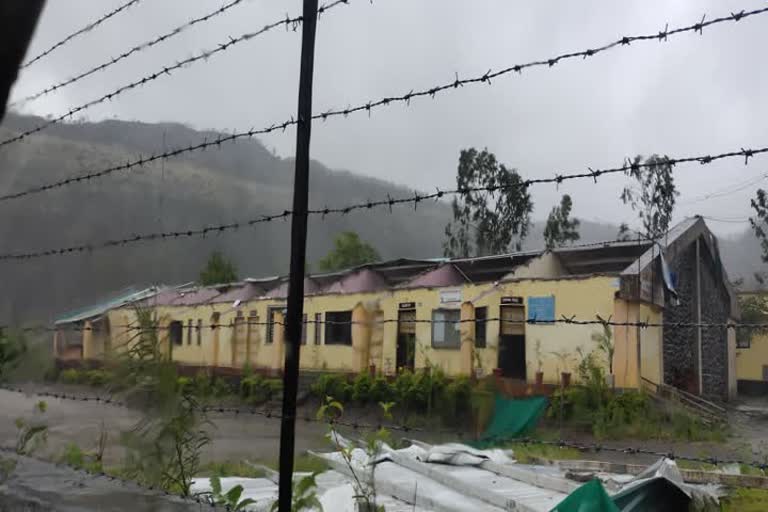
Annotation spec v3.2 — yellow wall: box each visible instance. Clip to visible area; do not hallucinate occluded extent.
[737,331,768,381]
[639,303,663,386]
[92,274,655,388]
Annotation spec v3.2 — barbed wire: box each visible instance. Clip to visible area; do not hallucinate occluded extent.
[0,138,766,253]
[0,0,353,149]
[21,0,144,69]
[0,445,221,508]
[1,386,765,471]
[14,0,249,106]
[2,5,765,193]
[6,316,768,335]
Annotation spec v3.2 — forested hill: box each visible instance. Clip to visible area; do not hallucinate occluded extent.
[0,113,761,323]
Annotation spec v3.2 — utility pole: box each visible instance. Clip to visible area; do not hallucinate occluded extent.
[277,1,318,511]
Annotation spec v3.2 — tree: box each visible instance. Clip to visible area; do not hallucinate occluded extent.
[317,232,379,272]
[543,194,580,249]
[750,189,768,263]
[443,148,532,257]
[0,330,26,382]
[620,154,678,240]
[617,223,632,242]
[199,251,237,286]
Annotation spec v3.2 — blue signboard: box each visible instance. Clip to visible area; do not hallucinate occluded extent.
[527,296,555,322]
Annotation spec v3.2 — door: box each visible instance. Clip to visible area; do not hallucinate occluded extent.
[396,309,416,371]
[499,305,526,379]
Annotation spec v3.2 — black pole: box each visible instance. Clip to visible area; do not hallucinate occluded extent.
[0,1,46,122]
[277,1,318,511]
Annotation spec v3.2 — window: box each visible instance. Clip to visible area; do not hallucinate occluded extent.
[475,307,487,348]
[737,338,750,349]
[169,321,183,346]
[325,311,352,345]
[314,313,322,345]
[266,307,281,344]
[196,319,202,346]
[301,314,308,345]
[432,309,460,349]
[187,319,193,345]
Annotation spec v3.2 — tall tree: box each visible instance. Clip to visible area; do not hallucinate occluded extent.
[620,154,678,240]
[750,189,768,263]
[199,251,238,285]
[443,148,532,257]
[317,231,379,272]
[617,223,632,242]
[543,194,580,249]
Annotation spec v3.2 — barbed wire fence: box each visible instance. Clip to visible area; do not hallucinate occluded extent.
[3,1,768,508]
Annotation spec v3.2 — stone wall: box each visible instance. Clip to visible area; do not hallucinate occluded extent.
[663,238,730,399]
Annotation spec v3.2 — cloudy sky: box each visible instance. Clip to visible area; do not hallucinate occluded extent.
[10,0,768,236]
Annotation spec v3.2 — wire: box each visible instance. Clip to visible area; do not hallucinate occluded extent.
[680,172,768,205]
[1,386,762,470]
[22,0,144,69]
[700,215,750,224]
[1,5,765,169]
[7,317,768,334]
[0,143,765,254]
[13,0,250,106]
[0,0,353,149]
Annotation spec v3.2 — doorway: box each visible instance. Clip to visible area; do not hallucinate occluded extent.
[499,305,526,379]
[396,309,416,371]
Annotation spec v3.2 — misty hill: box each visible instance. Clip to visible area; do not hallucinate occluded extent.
[0,113,763,323]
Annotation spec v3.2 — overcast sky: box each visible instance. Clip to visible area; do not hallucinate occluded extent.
[10,0,768,236]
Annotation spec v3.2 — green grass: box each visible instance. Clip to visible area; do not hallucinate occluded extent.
[505,442,581,464]
[197,460,265,478]
[721,488,768,511]
[265,454,328,474]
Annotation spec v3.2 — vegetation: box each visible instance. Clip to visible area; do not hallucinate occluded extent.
[317,231,380,272]
[311,371,473,425]
[620,154,678,239]
[113,307,211,496]
[199,250,238,286]
[444,147,532,257]
[721,488,768,512]
[505,442,581,464]
[0,329,26,381]
[198,460,265,479]
[737,294,768,346]
[270,473,324,512]
[205,475,257,511]
[547,351,725,442]
[15,400,48,455]
[543,194,580,249]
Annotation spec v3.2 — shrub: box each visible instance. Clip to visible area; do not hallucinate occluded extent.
[351,373,373,404]
[264,379,282,399]
[176,376,192,394]
[211,377,232,398]
[85,369,111,387]
[59,368,83,385]
[369,377,395,403]
[311,374,351,401]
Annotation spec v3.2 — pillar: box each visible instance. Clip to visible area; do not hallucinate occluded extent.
[82,320,93,360]
[460,302,475,377]
[352,303,371,374]
[272,310,286,372]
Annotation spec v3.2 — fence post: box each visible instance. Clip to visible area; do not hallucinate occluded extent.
[277,1,319,510]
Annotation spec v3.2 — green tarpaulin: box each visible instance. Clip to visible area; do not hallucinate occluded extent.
[471,395,548,448]
[551,479,620,512]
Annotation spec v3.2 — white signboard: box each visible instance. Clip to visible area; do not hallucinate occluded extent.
[440,289,461,304]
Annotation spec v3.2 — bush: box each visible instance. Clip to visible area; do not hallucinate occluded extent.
[311,374,351,401]
[211,377,232,398]
[239,375,283,404]
[369,377,395,403]
[59,368,83,385]
[85,369,111,387]
[176,376,192,395]
[351,373,373,404]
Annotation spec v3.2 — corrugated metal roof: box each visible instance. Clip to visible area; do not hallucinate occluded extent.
[55,286,162,325]
[399,264,470,289]
[323,268,390,294]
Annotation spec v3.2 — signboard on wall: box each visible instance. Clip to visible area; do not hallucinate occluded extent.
[527,296,555,322]
[440,289,461,304]
[500,296,523,305]
[399,302,416,310]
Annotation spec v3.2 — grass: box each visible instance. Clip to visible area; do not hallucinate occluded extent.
[198,460,265,479]
[721,488,768,511]
[505,442,581,464]
[265,454,328,474]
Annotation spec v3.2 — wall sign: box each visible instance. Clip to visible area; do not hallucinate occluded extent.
[399,302,416,310]
[500,296,523,305]
[527,296,555,322]
[440,289,462,304]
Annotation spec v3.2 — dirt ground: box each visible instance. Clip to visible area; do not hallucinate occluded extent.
[2,383,768,471]
[0,386,330,468]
